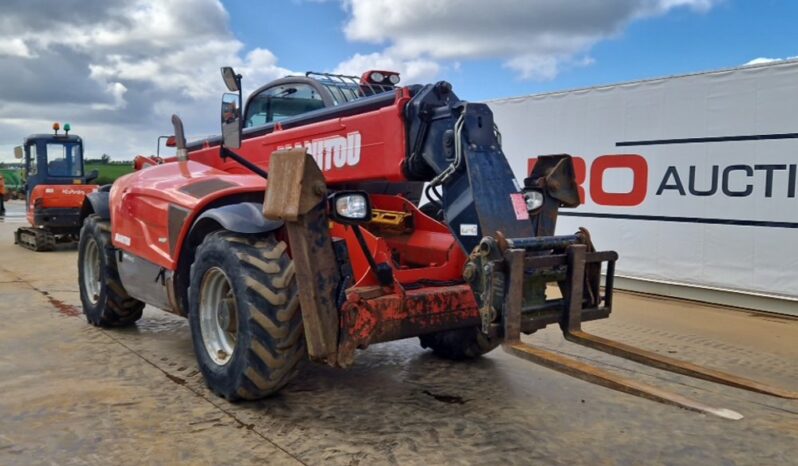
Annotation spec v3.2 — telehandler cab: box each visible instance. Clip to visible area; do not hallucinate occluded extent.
[14,123,99,251]
[77,67,795,419]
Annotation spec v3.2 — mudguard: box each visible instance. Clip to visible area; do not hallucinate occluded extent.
[192,202,283,235]
[80,187,112,221]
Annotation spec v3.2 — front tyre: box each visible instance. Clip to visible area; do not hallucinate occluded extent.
[189,231,304,401]
[78,214,144,327]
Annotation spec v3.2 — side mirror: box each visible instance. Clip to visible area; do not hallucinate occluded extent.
[14,146,23,159]
[221,66,241,92]
[221,93,242,149]
[86,169,99,183]
[171,114,188,161]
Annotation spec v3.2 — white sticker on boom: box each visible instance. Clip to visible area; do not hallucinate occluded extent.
[460,224,478,236]
[114,233,131,246]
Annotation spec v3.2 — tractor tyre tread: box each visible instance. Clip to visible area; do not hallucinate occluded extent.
[189,231,304,401]
[78,214,144,327]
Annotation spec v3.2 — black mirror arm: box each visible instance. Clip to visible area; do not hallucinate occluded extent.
[220,146,268,180]
[351,224,394,286]
[236,80,244,122]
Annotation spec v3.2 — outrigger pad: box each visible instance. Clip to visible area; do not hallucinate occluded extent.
[262,147,340,364]
[263,148,326,221]
[525,154,581,208]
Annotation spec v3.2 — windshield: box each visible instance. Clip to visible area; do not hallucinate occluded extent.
[245,83,324,128]
[46,142,83,177]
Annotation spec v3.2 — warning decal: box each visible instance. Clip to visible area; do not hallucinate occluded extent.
[510,193,529,220]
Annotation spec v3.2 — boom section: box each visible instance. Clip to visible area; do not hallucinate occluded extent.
[184,89,414,185]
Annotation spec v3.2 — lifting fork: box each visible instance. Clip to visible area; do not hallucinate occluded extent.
[501,244,797,420]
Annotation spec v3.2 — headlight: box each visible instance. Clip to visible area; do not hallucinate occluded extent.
[330,191,372,224]
[370,71,385,83]
[388,74,400,85]
[523,190,544,212]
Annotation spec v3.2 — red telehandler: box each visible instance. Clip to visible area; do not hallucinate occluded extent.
[77,68,795,419]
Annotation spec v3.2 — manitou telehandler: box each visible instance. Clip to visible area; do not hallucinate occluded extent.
[14,123,98,250]
[77,68,795,419]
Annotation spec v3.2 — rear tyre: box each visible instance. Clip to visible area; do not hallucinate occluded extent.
[420,327,500,360]
[188,231,304,401]
[78,214,144,326]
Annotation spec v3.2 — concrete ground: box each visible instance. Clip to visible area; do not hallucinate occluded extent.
[0,199,796,466]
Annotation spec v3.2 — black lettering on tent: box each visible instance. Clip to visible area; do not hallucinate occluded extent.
[656,166,685,195]
[754,164,787,198]
[688,165,718,196]
[722,165,753,197]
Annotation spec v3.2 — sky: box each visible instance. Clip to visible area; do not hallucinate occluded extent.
[0,0,795,162]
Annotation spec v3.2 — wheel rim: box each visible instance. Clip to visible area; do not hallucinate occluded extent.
[199,267,238,366]
[82,237,102,305]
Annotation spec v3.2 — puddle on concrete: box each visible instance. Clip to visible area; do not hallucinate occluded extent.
[422,390,468,404]
[0,204,27,223]
[0,214,26,223]
[165,373,187,385]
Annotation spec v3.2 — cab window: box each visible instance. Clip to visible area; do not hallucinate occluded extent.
[46,143,83,177]
[245,83,325,128]
[27,144,37,176]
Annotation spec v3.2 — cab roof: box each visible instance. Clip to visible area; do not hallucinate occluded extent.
[24,134,82,144]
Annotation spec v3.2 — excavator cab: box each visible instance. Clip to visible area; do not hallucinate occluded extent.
[13,123,99,250]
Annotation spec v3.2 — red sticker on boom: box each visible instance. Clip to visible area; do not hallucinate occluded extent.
[510,193,529,220]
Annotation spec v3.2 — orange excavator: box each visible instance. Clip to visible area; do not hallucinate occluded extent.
[13,123,99,250]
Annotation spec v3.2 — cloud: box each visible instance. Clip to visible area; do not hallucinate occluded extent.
[0,0,725,162]
[0,38,34,58]
[744,56,798,66]
[334,0,720,81]
[333,52,441,83]
[0,0,293,161]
